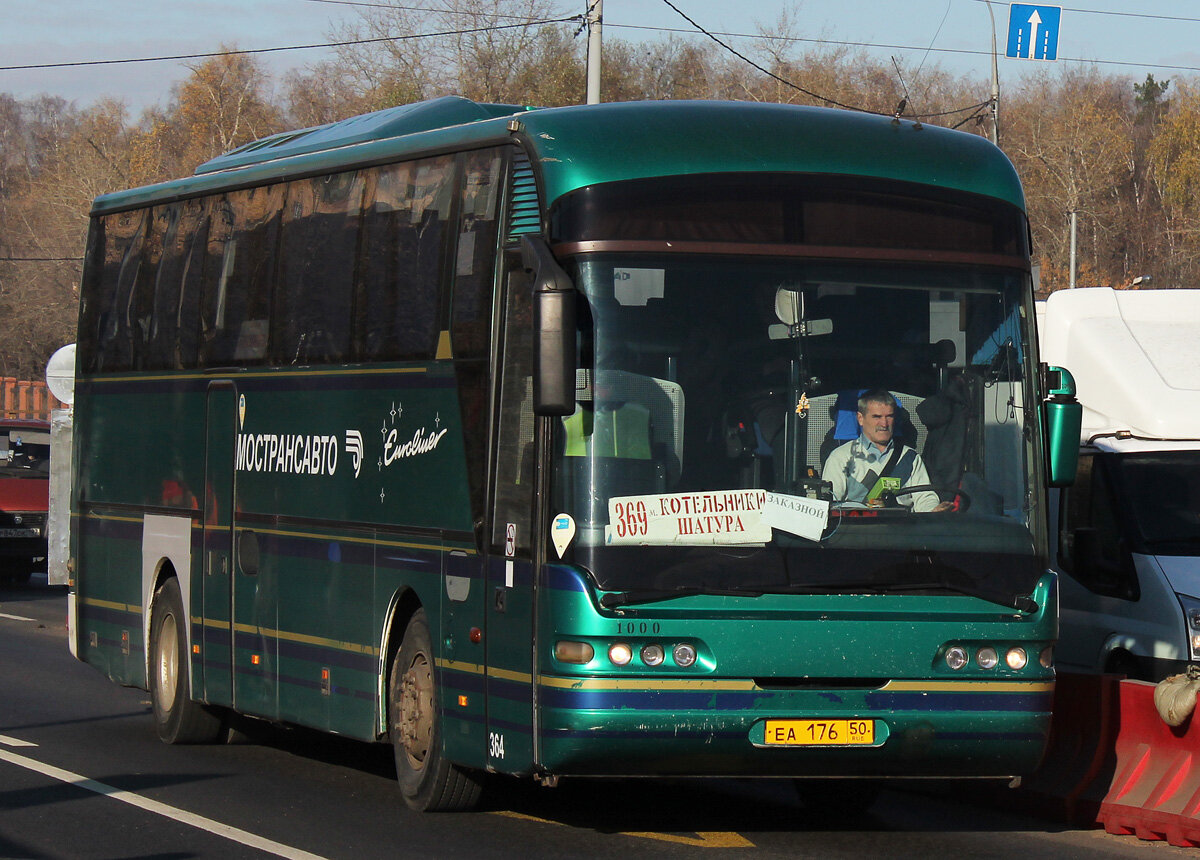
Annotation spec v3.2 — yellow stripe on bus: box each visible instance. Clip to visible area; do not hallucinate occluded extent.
[82,597,142,614]
[88,366,430,384]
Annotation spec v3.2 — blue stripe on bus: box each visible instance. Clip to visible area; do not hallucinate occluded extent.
[538,686,1050,713]
[543,565,591,592]
[545,727,747,741]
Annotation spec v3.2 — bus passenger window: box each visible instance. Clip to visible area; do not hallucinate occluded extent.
[200,185,283,367]
[358,155,454,361]
[147,198,207,370]
[277,172,363,365]
[452,148,503,361]
[93,209,146,372]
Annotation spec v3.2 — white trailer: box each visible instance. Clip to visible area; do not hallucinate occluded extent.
[1038,288,1200,679]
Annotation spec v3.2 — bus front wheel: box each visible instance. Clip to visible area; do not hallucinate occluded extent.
[149,577,224,744]
[389,608,483,811]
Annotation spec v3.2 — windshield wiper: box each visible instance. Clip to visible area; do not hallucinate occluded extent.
[866,580,1038,613]
[600,586,765,609]
[783,574,1037,613]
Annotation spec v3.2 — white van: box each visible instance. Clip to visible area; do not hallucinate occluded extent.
[1039,288,1200,680]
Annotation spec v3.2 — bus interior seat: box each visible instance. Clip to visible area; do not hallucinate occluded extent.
[917,372,1001,513]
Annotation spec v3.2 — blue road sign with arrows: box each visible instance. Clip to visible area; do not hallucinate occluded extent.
[1006,4,1061,60]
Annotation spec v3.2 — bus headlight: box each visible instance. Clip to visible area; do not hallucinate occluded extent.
[1040,646,1054,668]
[673,643,697,668]
[945,646,968,670]
[641,644,665,666]
[1006,647,1028,670]
[976,647,999,670]
[609,643,633,666]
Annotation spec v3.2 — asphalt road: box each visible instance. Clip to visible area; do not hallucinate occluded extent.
[0,576,1189,860]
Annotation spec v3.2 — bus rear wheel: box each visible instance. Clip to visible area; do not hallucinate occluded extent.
[149,577,224,744]
[389,608,483,811]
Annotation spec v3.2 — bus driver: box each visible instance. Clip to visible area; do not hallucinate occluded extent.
[822,388,952,513]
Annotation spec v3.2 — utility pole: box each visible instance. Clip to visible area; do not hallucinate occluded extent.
[1069,210,1078,288]
[586,0,603,105]
[987,1,1000,145]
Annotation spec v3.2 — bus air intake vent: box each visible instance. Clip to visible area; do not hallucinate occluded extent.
[506,148,541,241]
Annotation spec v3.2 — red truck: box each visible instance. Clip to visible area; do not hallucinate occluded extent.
[0,419,50,585]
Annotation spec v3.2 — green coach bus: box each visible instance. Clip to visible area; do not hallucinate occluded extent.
[68,96,1081,812]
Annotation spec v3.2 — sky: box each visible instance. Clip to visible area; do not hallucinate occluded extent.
[4,1,1200,116]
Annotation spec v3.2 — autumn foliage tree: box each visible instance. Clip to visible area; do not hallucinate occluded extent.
[3,1,1200,379]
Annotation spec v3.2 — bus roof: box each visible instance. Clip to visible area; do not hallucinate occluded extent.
[90,97,1025,216]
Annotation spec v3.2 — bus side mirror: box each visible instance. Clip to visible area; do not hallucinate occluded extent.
[1042,364,1082,487]
[521,236,577,416]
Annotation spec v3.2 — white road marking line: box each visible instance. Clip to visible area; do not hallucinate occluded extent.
[0,748,328,860]
[0,734,38,747]
[0,612,36,622]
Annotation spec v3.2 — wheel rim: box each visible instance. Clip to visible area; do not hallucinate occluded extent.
[398,651,433,771]
[156,612,179,711]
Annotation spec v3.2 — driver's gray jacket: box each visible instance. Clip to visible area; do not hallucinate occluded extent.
[822,434,941,512]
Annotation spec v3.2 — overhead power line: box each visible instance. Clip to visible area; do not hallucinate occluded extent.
[3,2,1198,82]
[604,20,1200,77]
[658,0,867,113]
[966,0,1200,26]
[298,0,561,18]
[658,0,989,120]
[0,15,581,72]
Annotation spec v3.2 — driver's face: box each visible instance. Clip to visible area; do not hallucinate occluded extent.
[858,400,895,450]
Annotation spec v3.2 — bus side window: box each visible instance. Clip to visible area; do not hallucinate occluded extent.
[452,148,503,360]
[453,148,505,533]
[200,185,283,367]
[491,266,534,555]
[77,218,109,373]
[357,156,453,361]
[147,199,207,370]
[276,172,363,365]
[92,209,146,372]
[129,205,169,370]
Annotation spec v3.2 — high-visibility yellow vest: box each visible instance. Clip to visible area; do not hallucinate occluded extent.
[563,402,652,459]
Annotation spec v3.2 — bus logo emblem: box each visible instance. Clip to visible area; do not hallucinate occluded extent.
[345,430,364,478]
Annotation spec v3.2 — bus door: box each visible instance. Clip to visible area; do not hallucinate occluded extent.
[200,380,236,707]
[482,267,537,773]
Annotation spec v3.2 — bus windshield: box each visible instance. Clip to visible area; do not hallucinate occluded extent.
[552,254,1043,604]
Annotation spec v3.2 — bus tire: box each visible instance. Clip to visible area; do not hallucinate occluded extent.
[149,577,224,744]
[389,608,483,811]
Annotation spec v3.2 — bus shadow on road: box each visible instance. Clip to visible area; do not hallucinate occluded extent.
[210,716,1071,837]
[0,573,68,605]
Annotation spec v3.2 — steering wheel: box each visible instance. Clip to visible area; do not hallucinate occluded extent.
[882,483,972,513]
